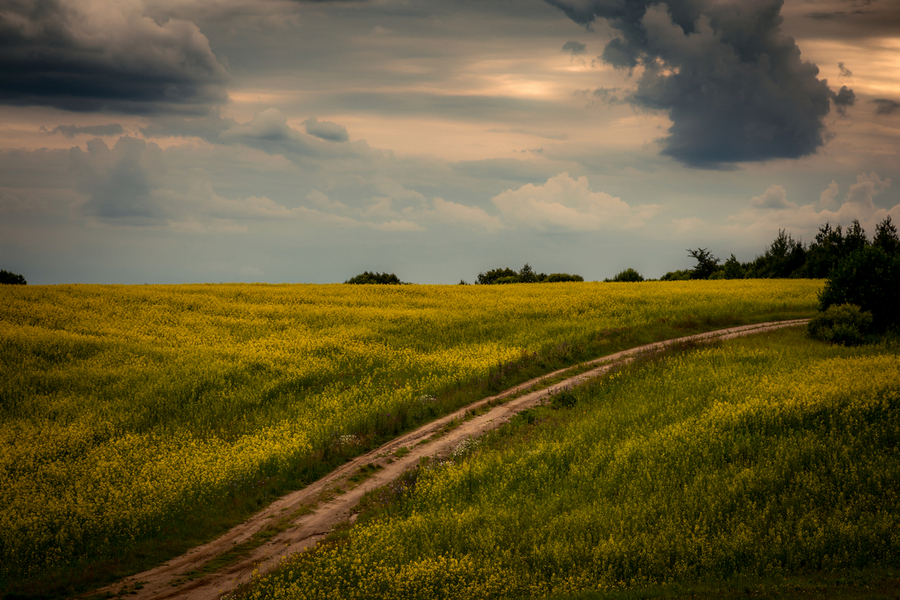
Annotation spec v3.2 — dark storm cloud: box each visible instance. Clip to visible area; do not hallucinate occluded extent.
[303,117,349,143]
[838,62,852,78]
[0,0,229,113]
[544,0,848,168]
[873,99,900,115]
[831,85,856,116]
[562,40,586,55]
[43,124,124,138]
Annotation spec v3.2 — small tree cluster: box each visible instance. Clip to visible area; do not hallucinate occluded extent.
[605,268,644,282]
[476,264,583,284]
[0,270,26,285]
[806,223,900,345]
[817,245,900,332]
[344,271,403,285]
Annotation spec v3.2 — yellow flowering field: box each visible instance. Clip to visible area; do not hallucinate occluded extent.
[246,328,900,600]
[0,280,819,580]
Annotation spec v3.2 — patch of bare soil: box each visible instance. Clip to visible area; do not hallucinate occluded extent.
[91,320,808,600]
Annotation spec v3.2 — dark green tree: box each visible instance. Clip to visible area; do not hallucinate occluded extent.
[544,273,584,282]
[687,248,720,279]
[344,271,402,284]
[476,267,518,285]
[494,275,520,284]
[818,246,900,332]
[0,269,26,285]
[746,230,806,278]
[660,269,692,281]
[607,268,644,282]
[801,222,847,278]
[844,219,868,254]
[518,263,540,283]
[874,216,900,256]
[722,254,744,279]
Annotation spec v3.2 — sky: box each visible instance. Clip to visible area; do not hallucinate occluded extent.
[1,0,899,284]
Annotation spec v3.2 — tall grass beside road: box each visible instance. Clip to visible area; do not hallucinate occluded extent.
[245,328,899,600]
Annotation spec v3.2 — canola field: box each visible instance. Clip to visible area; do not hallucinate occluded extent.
[0,281,819,579]
[247,329,900,600]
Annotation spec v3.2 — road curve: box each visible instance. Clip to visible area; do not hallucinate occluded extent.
[95,319,809,600]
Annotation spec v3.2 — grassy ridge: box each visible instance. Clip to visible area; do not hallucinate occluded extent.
[0,281,819,594]
[244,328,900,599]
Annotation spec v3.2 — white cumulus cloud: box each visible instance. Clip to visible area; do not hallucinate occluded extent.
[490,172,658,231]
[432,198,505,233]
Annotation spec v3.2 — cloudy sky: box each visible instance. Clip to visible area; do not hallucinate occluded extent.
[2,0,899,284]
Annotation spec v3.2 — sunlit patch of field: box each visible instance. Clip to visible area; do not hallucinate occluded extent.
[0,280,819,589]
[244,328,899,600]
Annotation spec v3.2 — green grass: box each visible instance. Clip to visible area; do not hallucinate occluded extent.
[242,328,900,599]
[0,281,821,598]
[551,567,900,599]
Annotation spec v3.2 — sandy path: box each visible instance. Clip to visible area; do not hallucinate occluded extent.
[95,320,808,600]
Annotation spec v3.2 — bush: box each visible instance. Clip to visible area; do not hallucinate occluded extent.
[344,271,402,285]
[476,267,519,285]
[476,265,584,284]
[818,246,900,332]
[660,269,692,281]
[0,270,26,285]
[494,275,519,284]
[807,304,873,346]
[607,268,644,283]
[545,273,584,283]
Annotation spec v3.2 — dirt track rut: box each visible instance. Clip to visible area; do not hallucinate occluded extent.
[95,319,808,600]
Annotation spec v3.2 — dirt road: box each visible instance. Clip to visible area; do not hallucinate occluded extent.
[96,320,808,600]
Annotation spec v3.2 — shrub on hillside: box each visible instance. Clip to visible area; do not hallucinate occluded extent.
[345,271,402,285]
[818,246,900,332]
[0,270,26,285]
[660,269,692,281]
[476,267,519,285]
[606,268,644,282]
[545,273,584,282]
[807,304,873,346]
[476,264,584,284]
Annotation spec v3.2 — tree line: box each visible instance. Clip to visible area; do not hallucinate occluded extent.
[470,264,583,285]
[664,216,899,281]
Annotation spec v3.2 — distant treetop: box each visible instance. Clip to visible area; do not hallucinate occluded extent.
[605,268,644,283]
[476,264,583,284]
[0,270,26,285]
[344,271,403,285]
[661,217,900,281]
